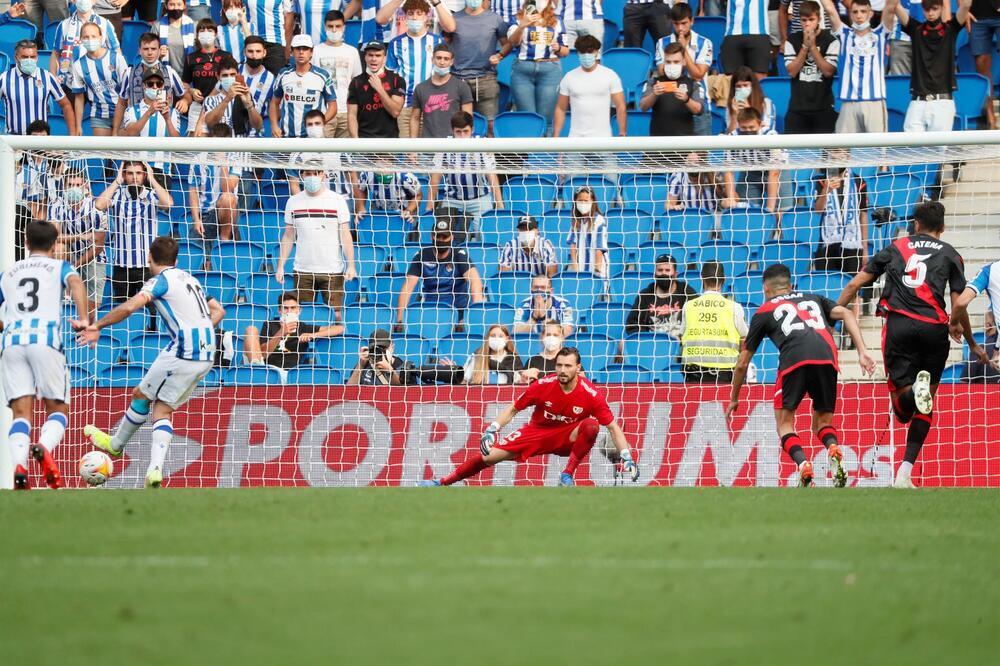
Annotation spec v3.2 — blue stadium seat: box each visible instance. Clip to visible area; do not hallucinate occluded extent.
[175,240,207,272]
[620,174,670,215]
[759,77,790,131]
[603,18,620,50]
[795,271,851,301]
[938,364,965,385]
[568,334,616,371]
[365,274,407,308]
[869,173,922,220]
[478,209,527,247]
[121,20,149,64]
[464,243,503,278]
[98,365,148,388]
[888,109,906,132]
[64,336,98,373]
[585,301,630,340]
[344,19,362,45]
[392,334,433,364]
[436,334,482,365]
[225,366,285,385]
[491,271,533,308]
[387,244,420,274]
[884,75,910,115]
[354,245,388,280]
[695,17,725,68]
[541,208,575,246]
[601,48,653,104]
[209,241,267,276]
[357,212,412,248]
[553,272,605,312]
[243,210,284,248]
[93,334,123,370]
[697,242,751,276]
[0,20,37,55]
[603,209,656,249]
[719,209,779,251]
[780,208,820,245]
[403,303,457,341]
[127,333,173,367]
[69,367,93,388]
[759,242,813,278]
[493,111,547,138]
[342,304,394,339]
[471,111,488,136]
[298,303,337,325]
[622,334,680,372]
[286,366,344,385]
[591,363,656,383]
[226,303,272,335]
[191,271,239,304]
[616,110,651,136]
[727,273,765,311]
[463,302,516,338]
[561,175,618,212]
[634,242,684,272]
[43,21,58,49]
[244,273,292,308]
[609,271,651,305]
[102,311,149,347]
[502,176,558,217]
[955,73,990,129]
[660,210,716,252]
[310,335,365,373]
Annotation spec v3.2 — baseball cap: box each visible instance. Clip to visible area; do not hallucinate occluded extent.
[362,40,387,53]
[368,328,392,348]
[433,219,452,235]
[291,34,314,49]
[516,215,538,231]
[142,69,165,83]
[655,253,676,265]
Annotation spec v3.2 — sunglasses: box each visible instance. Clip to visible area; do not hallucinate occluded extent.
[145,81,165,88]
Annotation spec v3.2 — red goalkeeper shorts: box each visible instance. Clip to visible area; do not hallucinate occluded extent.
[495,420,591,462]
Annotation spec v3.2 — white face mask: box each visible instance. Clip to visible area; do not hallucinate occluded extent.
[518,230,536,246]
[542,335,561,352]
[282,311,299,325]
[76,0,93,13]
[198,31,216,47]
[575,201,592,215]
[302,175,324,193]
[663,63,683,79]
[83,38,103,53]
[851,21,870,31]
[225,8,242,23]
[733,86,751,102]
[488,336,507,352]
[328,29,345,43]
[305,124,324,138]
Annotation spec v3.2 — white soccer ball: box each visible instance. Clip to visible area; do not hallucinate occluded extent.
[79,451,113,486]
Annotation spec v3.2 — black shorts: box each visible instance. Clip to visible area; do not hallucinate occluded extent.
[721,34,773,74]
[883,314,950,390]
[784,109,838,134]
[774,363,838,413]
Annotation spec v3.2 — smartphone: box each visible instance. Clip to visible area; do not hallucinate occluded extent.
[156,90,166,103]
[235,73,246,86]
[523,0,537,13]
[661,80,678,93]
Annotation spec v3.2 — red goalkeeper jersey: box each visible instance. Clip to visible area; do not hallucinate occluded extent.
[514,375,614,428]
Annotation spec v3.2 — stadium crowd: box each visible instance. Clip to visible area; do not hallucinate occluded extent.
[1,0,995,385]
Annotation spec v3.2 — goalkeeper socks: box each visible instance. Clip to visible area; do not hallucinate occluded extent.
[9,418,31,468]
[148,419,173,472]
[111,398,151,452]
[816,425,839,449]
[442,455,489,486]
[894,390,917,423]
[781,433,807,466]
[38,412,68,454]
[562,420,599,477]
[904,413,932,465]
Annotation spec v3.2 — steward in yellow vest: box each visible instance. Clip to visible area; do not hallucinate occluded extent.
[680,261,748,383]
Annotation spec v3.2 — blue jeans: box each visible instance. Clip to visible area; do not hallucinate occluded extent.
[511,59,563,134]
[970,17,1000,56]
[693,104,712,136]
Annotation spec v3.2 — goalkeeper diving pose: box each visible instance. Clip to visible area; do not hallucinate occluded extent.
[421,347,638,487]
[78,236,225,488]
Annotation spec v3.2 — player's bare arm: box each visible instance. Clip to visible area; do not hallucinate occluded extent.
[837,270,876,308]
[949,290,988,363]
[66,272,91,332]
[829,305,877,375]
[77,292,152,346]
[726,348,755,419]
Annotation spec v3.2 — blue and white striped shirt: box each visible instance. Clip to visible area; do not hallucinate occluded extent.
[242,64,277,118]
[50,196,109,264]
[969,261,1000,325]
[52,13,121,87]
[668,172,718,212]
[492,0,523,24]
[108,186,158,269]
[0,67,66,135]
[358,171,421,210]
[157,14,197,59]
[559,0,603,21]
[121,102,182,171]
[500,235,558,275]
[567,215,610,278]
[69,50,130,120]
[509,22,568,60]
[217,24,247,63]
[387,32,442,105]
[513,292,575,333]
[117,61,186,107]
[361,0,394,43]
[433,145,496,201]
[294,0,348,45]
[141,268,217,362]
[188,162,237,212]
[726,0,769,37]
[16,156,57,204]
[271,65,337,137]
[248,0,294,45]
[0,255,77,352]
[837,25,887,102]
[656,30,713,110]
[890,0,923,42]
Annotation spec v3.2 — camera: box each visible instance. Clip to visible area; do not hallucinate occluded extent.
[368,345,387,365]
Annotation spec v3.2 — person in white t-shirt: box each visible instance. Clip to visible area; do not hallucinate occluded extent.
[276,163,357,322]
[552,35,627,138]
[312,9,363,138]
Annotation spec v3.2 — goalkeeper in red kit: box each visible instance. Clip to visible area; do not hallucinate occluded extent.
[419,347,639,487]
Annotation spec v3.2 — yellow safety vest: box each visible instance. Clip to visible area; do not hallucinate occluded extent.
[681,293,741,369]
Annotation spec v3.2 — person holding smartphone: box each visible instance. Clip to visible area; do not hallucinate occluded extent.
[507,0,569,135]
[641,42,703,137]
[243,291,345,369]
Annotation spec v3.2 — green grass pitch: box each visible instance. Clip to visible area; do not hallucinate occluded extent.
[2,489,998,665]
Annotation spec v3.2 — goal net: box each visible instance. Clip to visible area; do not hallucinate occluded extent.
[2,132,999,489]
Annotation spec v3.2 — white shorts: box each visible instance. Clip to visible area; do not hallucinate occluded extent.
[1,344,70,405]
[139,351,212,409]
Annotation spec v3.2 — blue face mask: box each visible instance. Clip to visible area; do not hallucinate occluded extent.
[219,76,236,92]
[432,65,450,77]
[18,58,37,76]
[144,87,160,100]
[65,187,85,204]
[407,19,425,33]
[733,86,751,102]
[302,175,324,193]
[579,53,598,68]
[466,0,483,8]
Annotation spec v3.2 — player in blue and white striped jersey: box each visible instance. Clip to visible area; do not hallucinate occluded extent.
[82,236,226,489]
[822,0,894,133]
[246,0,294,72]
[69,22,130,136]
[0,221,89,490]
[0,40,77,135]
[722,0,771,75]
[269,34,338,137]
[427,112,504,230]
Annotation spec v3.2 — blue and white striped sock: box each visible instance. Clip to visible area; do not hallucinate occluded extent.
[148,419,173,474]
[8,418,31,468]
[38,412,68,455]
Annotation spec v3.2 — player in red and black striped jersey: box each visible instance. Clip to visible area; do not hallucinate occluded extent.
[727,264,876,487]
[839,201,988,488]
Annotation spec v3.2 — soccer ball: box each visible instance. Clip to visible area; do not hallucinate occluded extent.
[79,451,113,486]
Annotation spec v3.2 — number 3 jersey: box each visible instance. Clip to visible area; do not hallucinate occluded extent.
[0,255,77,351]
[864,234,966,325]
[745,292,840,375]
[141,268,216,362]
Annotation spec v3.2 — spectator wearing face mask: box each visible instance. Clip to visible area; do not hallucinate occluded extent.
[218,0,252,61]
[427,111,504,228]
[410,43,473,138]
[15,121,60,258]
[376,0,457,42]
[119,70,182,191]
[386,0,451,137]
[499,215,559,278]
[198,56,264,137]
[114,32,186,132]
[722,107,786,213]
[240,36,277,127]
[348,41,407,137]
[246,0,297,73]
[245,291,346,369]
[641,41,703,137]
[1,42,77,136]
[290,0,361,48]
[69,21,129,137]
[312,10,364,138]
[725,65,775,133]
[552,35,626,139]
[354,166,422,229]
[51,0,121,93]
[51,168,108,320]
[520,320,568,381]
[158,0,197,76]
[626,253,697,338]
[464,324,526,385]
[667,168,722,212]
[512,274,575,336]
[180,19,234,134]
[567,186,609,279]
[654,3,712,136]
[287,110,358,198]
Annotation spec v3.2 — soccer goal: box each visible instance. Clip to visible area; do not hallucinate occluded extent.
[1,131,999,489]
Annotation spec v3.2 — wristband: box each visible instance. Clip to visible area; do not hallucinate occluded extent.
[487,421,501,433]
[620,449,633,462]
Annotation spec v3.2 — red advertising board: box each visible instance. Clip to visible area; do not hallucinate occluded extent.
[45,384,1000,488]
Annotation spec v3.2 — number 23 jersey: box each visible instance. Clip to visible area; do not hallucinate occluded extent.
[864,234,966,325]
[745,292,839,375]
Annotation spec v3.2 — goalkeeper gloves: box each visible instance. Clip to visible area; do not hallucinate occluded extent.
[480,421,501,456]
[620,449,639,483]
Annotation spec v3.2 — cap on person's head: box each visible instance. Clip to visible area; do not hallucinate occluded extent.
[363,40,387,53]
[368,328,392,348]
[655,253,676,265]
[291,34,314,49]
[142,69,165,83]
[516,215,538,231]
[433,219,452,235]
